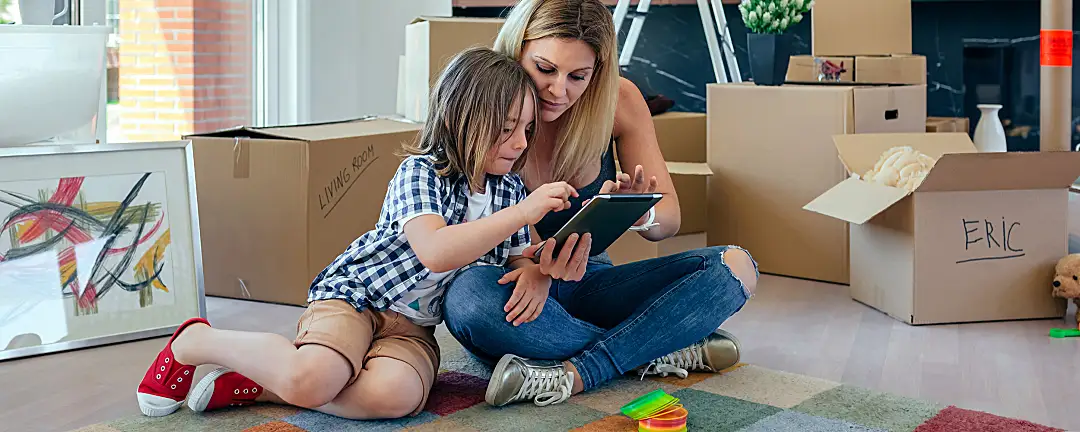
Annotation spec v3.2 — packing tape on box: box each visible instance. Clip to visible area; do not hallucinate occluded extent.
[232,137,250,179]
[238,278,253,299]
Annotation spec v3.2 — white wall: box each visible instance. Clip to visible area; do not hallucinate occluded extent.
[302,0,451,123]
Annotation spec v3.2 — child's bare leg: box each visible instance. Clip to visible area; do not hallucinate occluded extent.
[312,357,427,420]
[171,324,354,408]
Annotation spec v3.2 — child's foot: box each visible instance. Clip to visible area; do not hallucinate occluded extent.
[636,329,741,379]
[486,354,574,407]
[136,317,211,417]
[187,367,264,413]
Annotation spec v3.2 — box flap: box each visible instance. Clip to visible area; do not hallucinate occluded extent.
[666,162,712,176]
[183,126,292,141]
[258,117,421,142]
[916,150,1080,192]
[833,132,976,176]
[410,16,503,24]
[804,176,911,224]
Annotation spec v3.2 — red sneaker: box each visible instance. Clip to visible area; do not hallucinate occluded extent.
[187,367,264,412]
[136,317,210,417]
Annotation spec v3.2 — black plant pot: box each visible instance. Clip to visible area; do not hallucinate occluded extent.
[747,32,793,86]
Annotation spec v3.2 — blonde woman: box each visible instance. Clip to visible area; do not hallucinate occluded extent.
[442,0,760,408]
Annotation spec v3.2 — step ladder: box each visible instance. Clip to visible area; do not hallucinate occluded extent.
[612,0,742,84]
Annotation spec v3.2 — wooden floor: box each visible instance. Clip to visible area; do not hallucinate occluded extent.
[6,192,1080,432]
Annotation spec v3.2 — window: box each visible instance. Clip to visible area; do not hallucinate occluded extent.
[90,0,257,143]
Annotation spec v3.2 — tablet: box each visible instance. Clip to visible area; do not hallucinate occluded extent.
[541,193,663,259]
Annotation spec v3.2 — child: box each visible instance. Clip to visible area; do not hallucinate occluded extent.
[135,46,577,420]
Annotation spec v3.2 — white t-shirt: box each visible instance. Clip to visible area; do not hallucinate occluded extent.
[391,182,527,326]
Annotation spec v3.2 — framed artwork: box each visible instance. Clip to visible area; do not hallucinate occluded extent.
[0,141,205,361]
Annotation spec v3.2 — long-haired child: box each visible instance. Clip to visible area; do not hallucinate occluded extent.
[135,46,577,420]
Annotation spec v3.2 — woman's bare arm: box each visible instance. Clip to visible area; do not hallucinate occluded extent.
[611,77,681,241]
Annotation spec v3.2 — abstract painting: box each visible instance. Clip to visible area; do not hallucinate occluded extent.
[0,172,175,316]
[0,142,204,360]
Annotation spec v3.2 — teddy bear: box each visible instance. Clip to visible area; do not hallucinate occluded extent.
[1052,254,1080,326]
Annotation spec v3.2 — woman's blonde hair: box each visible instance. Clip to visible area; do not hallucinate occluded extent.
[494,0,620,185]
[402,46,539,192]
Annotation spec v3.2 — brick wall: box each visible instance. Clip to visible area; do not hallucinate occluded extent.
[117,0,251,143]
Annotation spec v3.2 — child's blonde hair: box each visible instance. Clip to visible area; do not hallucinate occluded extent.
[494,0,620,186]
[403,47,540,192]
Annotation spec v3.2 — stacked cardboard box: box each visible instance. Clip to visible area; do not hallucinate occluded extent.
[606,112,711,265]
[787,0,926,85]
[706,0,934,285]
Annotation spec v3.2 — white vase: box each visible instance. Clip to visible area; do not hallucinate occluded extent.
[973,104,1007,153]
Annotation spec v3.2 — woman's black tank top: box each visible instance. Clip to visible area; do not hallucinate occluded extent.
[530,138,617,241]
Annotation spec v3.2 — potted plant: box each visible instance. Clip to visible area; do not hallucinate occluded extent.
[739,0,813,86]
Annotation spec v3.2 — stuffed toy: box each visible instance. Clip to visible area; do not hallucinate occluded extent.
[1052,253,1080,326]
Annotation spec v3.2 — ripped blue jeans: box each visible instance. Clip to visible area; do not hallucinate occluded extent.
[442,245,757,391]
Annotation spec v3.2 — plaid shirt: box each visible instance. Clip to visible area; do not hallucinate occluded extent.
[307,155,531,321]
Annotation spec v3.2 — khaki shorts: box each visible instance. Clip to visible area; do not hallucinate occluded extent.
[293,299,440,416]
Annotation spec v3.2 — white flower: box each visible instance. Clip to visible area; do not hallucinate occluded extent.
[807,0,815,8]
[794,14,803,23]
[762,11,772,22]
[782,0,790,7]
[768,2,776,12]
[749,11,758,22]
[781,17,790,29]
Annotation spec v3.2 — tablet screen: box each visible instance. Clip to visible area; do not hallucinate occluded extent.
[542,193,662,258]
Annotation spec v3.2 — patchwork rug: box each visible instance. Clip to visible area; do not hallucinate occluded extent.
[73,357,1063,432]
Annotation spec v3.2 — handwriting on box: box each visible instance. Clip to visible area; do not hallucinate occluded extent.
[318,144,379,218]
[959,217,1024,264]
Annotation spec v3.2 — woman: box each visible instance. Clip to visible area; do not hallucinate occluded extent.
[442,0,759,408]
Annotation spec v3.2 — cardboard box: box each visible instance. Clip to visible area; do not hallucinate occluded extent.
[607,232,707,266]
[787,55,926,85]
[706,83,926,284]
[404,17,504,122]
[184,117,423,306]
[926,116,970,134]
[653,112,706,163]
[669,162,712,235]
[804,132,1080,324]
[812,0,912,56]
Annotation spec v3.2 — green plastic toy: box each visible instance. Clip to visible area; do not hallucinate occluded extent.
[620,389,679,420]
[1049,328,1080,338]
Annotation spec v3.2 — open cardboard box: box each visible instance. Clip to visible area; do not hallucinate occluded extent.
[804,132,1080,324]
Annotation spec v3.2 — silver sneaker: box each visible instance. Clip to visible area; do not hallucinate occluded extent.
[637,329,742,379]
[486,354,574,407]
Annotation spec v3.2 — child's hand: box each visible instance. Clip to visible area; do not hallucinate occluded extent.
[499,264,552,326]
[516,182,577,225]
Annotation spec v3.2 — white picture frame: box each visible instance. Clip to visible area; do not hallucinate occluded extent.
[0,141,205,361]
